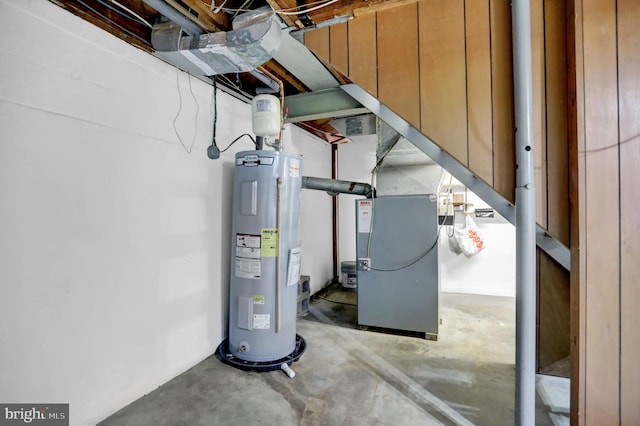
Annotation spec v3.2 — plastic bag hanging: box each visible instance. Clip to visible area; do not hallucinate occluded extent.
[454,215,487,258]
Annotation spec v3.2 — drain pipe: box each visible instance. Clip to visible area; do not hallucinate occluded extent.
[143,0,203,36]
[301,176,373,199]
[512,0,536,425]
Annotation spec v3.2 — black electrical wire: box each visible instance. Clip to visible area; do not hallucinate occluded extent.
[219,133,258,153]
[207,79,257,157]
[366,211,451,272]
[212,78,218,147]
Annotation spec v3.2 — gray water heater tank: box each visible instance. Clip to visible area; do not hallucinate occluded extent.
[228,150,302,362]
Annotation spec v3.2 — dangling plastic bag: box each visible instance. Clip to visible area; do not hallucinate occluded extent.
[454,215,486,258]
[448,232,462,255]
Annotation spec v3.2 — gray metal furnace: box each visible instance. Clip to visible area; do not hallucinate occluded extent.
[355,195,439,338]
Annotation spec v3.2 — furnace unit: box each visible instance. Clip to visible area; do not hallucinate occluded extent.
[355,195,440,338]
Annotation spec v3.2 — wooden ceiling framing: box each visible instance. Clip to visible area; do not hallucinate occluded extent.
[49,0,407,143]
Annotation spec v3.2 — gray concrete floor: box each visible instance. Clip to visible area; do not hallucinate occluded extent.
[100,289,567,425]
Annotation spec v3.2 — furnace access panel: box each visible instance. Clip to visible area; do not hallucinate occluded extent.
[355,195,439,338]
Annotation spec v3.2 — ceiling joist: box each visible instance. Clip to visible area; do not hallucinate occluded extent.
[178,0,231,31]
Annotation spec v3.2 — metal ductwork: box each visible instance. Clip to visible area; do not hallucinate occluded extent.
[302,176,373,198]
[143,0,203,36]
[151,7,281,76]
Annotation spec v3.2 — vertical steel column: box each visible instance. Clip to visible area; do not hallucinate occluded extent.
[331,144,339,282]
[512,0,536,425]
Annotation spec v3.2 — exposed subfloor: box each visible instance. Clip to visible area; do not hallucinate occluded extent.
[100,290,569,425]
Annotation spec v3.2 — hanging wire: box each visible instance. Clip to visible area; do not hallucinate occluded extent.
[276,0,340,15]
[364,167,454,273]
[232,0,254,18]
[219,0,341,16]
[219,133,258,152]
[107,0,153,28]
[172,31,198,154]
[211,78,218,148]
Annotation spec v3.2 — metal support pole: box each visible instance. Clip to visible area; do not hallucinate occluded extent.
[512,1,536,425]
[331,145,340,282]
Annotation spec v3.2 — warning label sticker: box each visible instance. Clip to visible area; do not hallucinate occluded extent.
[237,234,261,248]
[358,200,373,233]
[261,228,278,257]
[253,314,270,329]
[253,295,265,305]
[235,233,262,279]
[235,257,261,279]
[236,246,260,259]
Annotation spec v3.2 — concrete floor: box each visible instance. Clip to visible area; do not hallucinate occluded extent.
[100,289,568,425]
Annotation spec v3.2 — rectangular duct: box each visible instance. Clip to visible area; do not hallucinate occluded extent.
[151,8,281,76]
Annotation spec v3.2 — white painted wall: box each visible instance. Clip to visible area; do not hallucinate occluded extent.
[0,1,331,424]
[439,187,516,297]
[283,126,334,293]
[439,216,516,297]
[336,136,377,269]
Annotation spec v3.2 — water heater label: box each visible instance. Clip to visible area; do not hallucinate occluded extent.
[253,314,270,329]
[237,246,261,259]
[261,228,278,257]
[235,258,261,279]
[255,99,275,112]
[237,234,261,248]
[289,158,300,178]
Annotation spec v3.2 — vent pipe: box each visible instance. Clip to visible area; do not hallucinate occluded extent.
[302,176,373,198]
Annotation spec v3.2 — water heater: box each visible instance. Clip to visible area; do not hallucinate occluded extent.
[226,150,303,363]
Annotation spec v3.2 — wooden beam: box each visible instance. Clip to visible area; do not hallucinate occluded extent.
[306,0,418,23]
[296,119,347,143]
[179,0,231,31]
[56,0,152,51]
[352,0,418,17]
[262,59,309,93]
[265,0,298,27]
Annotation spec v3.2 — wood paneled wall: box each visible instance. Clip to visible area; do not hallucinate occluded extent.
[572,0,640,422]
[304,0,569,245]
[305,0,571,374]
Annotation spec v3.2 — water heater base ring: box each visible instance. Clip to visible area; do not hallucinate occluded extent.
[216,334,307,372]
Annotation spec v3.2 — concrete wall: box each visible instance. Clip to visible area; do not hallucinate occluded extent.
[0,1,331,424]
